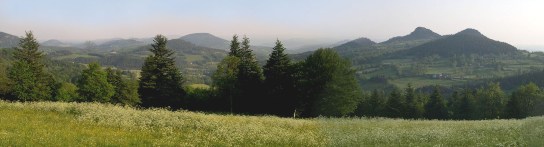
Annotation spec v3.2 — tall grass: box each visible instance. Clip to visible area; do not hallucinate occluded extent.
[0,100,542,146]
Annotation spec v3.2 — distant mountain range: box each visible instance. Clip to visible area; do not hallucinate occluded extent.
[0,27,525,61]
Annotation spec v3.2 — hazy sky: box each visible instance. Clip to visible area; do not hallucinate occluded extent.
[1,0,543,49]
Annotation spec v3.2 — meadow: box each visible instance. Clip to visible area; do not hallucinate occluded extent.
[0,100,542,146]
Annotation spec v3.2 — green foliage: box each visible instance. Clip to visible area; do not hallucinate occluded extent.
[300,49,362,117]
[404,84,424,119]
[228,35,241,57]
[475,82,507,119]
[7,31,55,101]
[76,63,114,103]
[506,82,544,118]
[106,68,140,106]
[263,40,297,116]
[451,89,477,120]
[217,35,264,113]
[385,87,406,118]
[424,86,449,119]
[212,56,240,112]
[138,35,186,109]
[54,82,79,102]
[355,89,386,117]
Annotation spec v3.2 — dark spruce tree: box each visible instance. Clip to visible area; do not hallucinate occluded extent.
[299,49,362,117]
[106,68,141,106]
[77,63,114,103]
[385,87,406,118]
[405,84,424,119]
[424,86,449,119]
[8,31,55,101]
[138,35,186,109]
[451,89,476,120]
[355,89,386,117]
[234,36,264,113]
[263,39,297,116]
[229,35,242,57]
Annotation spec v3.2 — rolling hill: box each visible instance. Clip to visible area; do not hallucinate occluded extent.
[179,33,230,50]
[405,28,518,57]
[97,39,146,51]
[334,37,377,51]
[0,32,20,48]
[42,39,69,47]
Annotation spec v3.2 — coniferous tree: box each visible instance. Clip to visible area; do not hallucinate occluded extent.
[299,49,362,117]
[235,36,264,113]
[450,89,476,120]
[385,87,406,118]
[355,89,386,117]
[424,86,449,119]
[77,63,114,103]
[229,35,242,57]
[106,68,140,106]
[405,84,424,119]
[138,35,185,108]
[263,39,296,116]
[8,31,55,101]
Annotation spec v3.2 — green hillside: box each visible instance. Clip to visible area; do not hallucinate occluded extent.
[0,32,20,48]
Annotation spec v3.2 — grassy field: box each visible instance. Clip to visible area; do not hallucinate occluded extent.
[0,101,543,146]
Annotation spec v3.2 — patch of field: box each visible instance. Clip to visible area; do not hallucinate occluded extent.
[184,55,204,62]
[0,101,542,146]
[188,83,211,89]
[54,54,100,60]
[390,77,467,89]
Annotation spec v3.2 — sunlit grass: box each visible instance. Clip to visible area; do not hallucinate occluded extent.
[0,100,542,146]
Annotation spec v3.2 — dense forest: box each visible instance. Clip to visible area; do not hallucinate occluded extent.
[1,31,543,119]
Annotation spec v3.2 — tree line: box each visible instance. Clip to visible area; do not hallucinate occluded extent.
[1,31,542,119]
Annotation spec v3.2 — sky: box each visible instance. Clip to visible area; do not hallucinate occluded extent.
[1,0,543,49]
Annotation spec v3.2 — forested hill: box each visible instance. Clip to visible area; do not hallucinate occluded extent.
[179,33,230,50]
[334,37,377,51]
[98,39,147,51]
[404,28,518,57]
[0,32,20,48]
[381,27,441,44]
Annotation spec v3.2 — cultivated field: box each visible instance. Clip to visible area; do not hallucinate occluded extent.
[0,101,542,146]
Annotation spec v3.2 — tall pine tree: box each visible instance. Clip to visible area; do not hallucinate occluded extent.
[139,35,185,109]
[234,36,264,113]
[405,84,424,119]
[424,86,449,119]
[106,68,140,106]
[8,31,55,101]
[263,39,296,116]
[385,87,406,118]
